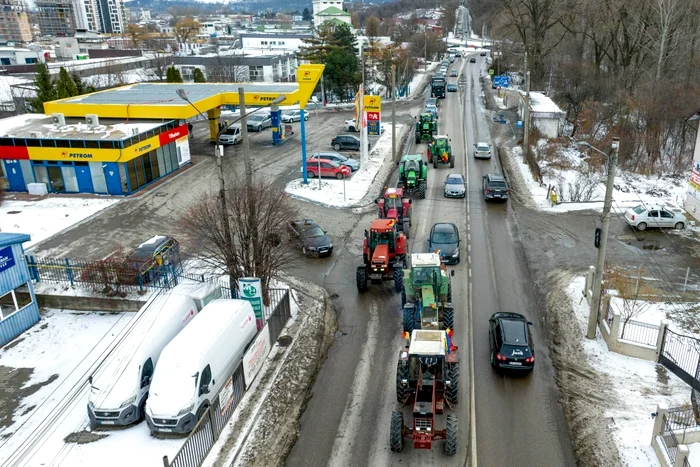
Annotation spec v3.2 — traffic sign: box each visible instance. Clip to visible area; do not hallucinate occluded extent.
[493,75,511,88]
[488,69,494,75]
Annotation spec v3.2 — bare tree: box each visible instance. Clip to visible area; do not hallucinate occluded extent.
[206,50,249,82]
[174,17,202,44]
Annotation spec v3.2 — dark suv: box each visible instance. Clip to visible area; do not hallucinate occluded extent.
[331,134,363,151]
[482,173,509,201]
[488,312,534,373]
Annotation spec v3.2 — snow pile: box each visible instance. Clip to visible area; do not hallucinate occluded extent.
[285,123,407,208]
[0,197,120,248]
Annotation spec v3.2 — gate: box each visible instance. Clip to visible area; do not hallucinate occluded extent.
[659,327,700,391]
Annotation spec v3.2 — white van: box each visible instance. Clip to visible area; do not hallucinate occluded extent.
[146,299,257,434]
[87,282,221,427]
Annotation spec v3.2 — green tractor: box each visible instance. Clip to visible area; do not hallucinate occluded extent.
[397,154,428,199]
[415,113,437,144]
[401,252,454,333]
[428,135,454,169]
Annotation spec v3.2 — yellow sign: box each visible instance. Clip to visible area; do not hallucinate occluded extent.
[127,134,161,158]
[363,95,381,112]
[28,146,118,162]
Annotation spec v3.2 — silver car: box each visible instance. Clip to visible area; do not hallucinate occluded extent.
[282,110,309,123]
[474,142,492,159]
[624,204,687,231]
[247,114,272,132]
[444,173,466,198]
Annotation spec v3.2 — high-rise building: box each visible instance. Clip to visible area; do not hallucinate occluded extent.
[0,0,32,43]
[36,0,125,37]
[94,0,125,34]
[35,0,78,37]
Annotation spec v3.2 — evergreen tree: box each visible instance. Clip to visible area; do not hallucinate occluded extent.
[29,63,56,113]
[166,66,174,82]
[55,67,79,99]
[302,7,312,21]
[192,68,206,83]
[173,67,183,83]
[71,72,86,94]
[166,66,183,83]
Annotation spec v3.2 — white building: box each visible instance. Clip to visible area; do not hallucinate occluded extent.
[0,47,42,65]
[517,91,566,139]
[239,33,312,52]
[73,0,126,34]
[312,0,351,26]
[174,49,299,83]
[684,110,700,219]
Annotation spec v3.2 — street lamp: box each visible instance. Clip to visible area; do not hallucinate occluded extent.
[574,137,620,339]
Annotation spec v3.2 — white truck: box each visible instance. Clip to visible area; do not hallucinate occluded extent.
[146,299,257,434]
[87,282,221,427]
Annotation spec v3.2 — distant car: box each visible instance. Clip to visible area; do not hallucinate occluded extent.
[303,158,351,179]
[447,83,457,92]
[127,235,180,283]
[425,105,438,120]
[281,109,309,123]
[426,97,440,108]
[331,134,364,151]
[480,52,487,56]
[287,219,333,257]
[469,57,476,63]
[489,312,535,373]
[247,114,272,131]
[474,142,492,159]
[218,124,241,145]
[344,118,358,132]
[429,222,460,265]
[444,173,466,198]
[450,69,458,77]
[455,52,462,57]
[309,152,360,172]
[624,204,687,231]
[483,173,509,201]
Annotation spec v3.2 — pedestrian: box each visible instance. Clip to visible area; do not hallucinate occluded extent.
[187,122,193,134]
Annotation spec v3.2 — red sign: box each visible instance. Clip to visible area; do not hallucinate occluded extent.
[0,146,29,160]
[158,124,188,146]
[367,112,380,121]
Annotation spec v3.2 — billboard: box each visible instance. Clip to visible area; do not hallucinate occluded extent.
[689,160,700,200]
[242,323,272,389]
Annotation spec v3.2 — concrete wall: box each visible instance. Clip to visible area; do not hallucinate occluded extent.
[15,291,146,313]
[597,296,664,361]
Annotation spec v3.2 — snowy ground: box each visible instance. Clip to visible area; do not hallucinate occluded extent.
[285,123,408,208]
[565,277,690,466]
[0,196,119,249]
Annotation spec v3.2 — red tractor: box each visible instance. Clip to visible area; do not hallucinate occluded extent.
[375,188,412,239]
[391,329,459,456]
[356,218,407,293]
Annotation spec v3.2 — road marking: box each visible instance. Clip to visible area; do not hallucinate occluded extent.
[468,233,471,242]
[469,268,472,278]
[468,244,471,253]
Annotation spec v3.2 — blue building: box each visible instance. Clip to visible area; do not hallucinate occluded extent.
[0,233,39,346]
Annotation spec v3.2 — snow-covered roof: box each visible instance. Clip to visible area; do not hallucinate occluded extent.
[520,91,565,117]
[0,115,167,140]
[409,329,446,355]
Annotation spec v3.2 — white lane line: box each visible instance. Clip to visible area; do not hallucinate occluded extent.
[327,303,379,467]
[469,268,472,278]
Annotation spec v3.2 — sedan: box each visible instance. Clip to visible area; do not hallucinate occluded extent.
[450,69,458,77]
[304,159,351,179]
[331,134,364,151]
[344,118,359,132]
[469,57,476,63]
[474,142,492,159]
[287,219,333,257]
[444,173,466,198]
[426,97,440,108]
[309,152,360,172]
[429,222,460,265]
[624,204,687,231]
[489,312,535,373]
[447,83,457,92]
[480,52,487,56]
[281,110,309,123]
[247,114,272,131]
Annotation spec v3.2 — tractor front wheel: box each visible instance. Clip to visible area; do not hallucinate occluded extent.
[444,414,457,456]
[402,219,410,238]
[396,361,409,403]
[403,304,416,333]
[446,362,459,405]
[356,266,368,292]
[418,182,426,199]
[393,267,404,293]
[390,410,404,452]
[443,307,454,331]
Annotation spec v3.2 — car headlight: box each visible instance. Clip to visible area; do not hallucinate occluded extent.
[452,252,459,257]
[120,395,137,408]
[177,403,194,417]
[88,400,94,408]
[328,244,333,249]
[307,246,317,251]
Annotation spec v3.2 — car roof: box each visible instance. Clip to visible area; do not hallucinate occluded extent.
[446,173,464,180]
[486,173,506,182]
[493,312,529,345]
[293,219,321,228]
[477,142,489,146]
[432,222,457,233]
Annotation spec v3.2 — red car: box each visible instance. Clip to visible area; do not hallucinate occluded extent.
[304,159,351,179]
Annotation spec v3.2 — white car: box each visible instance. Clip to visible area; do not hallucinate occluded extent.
[624,204,687,231]
[344,118,358,132]
[281,109,309,123]
[473,142,492,159]
[218,124,240,145]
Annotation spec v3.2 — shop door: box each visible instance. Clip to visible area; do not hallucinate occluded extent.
[47,166,65,192]
[74,163,94,193]
[3,160,26,191]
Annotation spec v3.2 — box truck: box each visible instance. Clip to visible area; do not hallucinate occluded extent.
[87,282,221,427]
[146,299,257,434]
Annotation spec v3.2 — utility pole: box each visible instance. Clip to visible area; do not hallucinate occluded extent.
[424,32,427,71]
[523,52,530,159]
[360,42,368,167]
[238,87,252,188]
[391,64,396,163]
[587,137,620,339]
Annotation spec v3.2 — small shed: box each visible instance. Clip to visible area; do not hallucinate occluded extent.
[517,91,566,138]
[0,233,39,346]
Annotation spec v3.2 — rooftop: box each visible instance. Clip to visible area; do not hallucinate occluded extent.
[409,329,446,356]
[411,253,441,267]
[0,114,167,140]
[0,232,31,248]
[317,6,351,16]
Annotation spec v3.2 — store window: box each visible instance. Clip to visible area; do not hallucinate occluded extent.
[61,166,78,192]
[33,165,49,186]
[0,284,33,320]
[127,159,139,190]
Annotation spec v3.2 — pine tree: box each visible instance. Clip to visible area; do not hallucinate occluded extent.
[71,72,86,94]
[172,67,183,83]
[166,66,183,83]
[55,67,79,99]
[193,68,206,83]
[29,63,56,113]
[302,7,312,21]
[166,66,175,82]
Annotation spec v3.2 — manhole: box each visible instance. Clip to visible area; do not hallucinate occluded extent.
[277,335,293,347]
[7,211,21,214]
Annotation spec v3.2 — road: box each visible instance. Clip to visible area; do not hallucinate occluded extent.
[287,54,576,466]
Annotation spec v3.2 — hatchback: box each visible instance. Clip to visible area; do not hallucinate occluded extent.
[483,173,509,201]
[344,118,358,132]
[447,83,457,92]
[309,152,360,172]
[450,69,458,77]
[304,159,351,179]
[247,114,272,131]
[473,142,492,159]
[444,173,466,198]
[281,110,309,123]
[429,222,460,264]
[489,312,535,373]
[331,134,364,151]
[624,204,687,231]
[218,124,240,145]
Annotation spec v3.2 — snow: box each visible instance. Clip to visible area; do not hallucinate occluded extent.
[689,443,700,464]
[566,277,690,466]
[608,296,698,334]
[521,91,565,115]
[0,113,47,136]
[0,197,120,248]
[285,123,407,208]
[405,61,440,97]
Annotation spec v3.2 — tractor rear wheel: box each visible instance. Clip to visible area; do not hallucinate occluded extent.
[356,266,368,292]
[403,304,416,333]
[443,307,454,331]
[402,219,410,238]
[390,410,404,452]
[447,281,452,303]
[418,182,426,199]
[445,362,459,405]
[396,360,409,403]
[393,267,404,293]
[433,157,438,169]
[444,414,457,456]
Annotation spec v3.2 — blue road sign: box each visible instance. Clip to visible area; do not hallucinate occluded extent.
[493,75,511,88]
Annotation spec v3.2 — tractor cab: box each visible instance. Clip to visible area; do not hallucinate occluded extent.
[368,221,398,254]
[357,218,407,293]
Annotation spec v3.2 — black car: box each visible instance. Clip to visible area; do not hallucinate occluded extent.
[480,52,487,56]
[428,222,460,265]
[483,173,510,201]
[331,134,364,151]
[469,57,476,63]
[127,235,180,283]
[287,219,333,257]
[488,312,535,373]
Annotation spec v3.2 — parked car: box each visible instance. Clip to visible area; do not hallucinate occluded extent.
[331,134,364,151]
[127,236,179,283]
[218,124,240,145]
[281,109,309,123]
[309,151,360,171]
[287,219,334,257]
[344,118,359,132]
[447,83,458,92]
[444,173,466,198]
[304,158,351,179]
[624,204,687,231]
[469,57,476,63]
[482,173,510,201]
[428,222,460,265]
[426,97,440,108]
[489,312,535,373]
[474,142,492,159]
[247,114,272,131]
[450,69,458,77]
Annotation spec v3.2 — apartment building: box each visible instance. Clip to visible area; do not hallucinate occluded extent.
[0,0,32,43]
[36,0,125,37]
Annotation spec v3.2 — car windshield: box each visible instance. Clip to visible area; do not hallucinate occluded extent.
[223,127,238,135]
[304,226,325,237]
[432,231,457,243]
[249,115,265,122]
[447,176,463,184]
[502,320,528,345]
[489,181,508,188]
[385,197,400,209]
[632,205,646,214]
[404,160,419,172]
[477,144,489,151]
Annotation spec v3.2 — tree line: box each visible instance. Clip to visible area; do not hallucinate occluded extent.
[30,64,96,113]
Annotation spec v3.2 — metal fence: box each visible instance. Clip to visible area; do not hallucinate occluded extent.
[659,327,700,391]
[660,413,681,463]
[618,319,659,347]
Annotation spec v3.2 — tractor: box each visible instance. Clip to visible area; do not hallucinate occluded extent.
[401,253,454,333]
[376,187,412,238]
[428,135,454,169]
[397,154,428,199]
[415,113,437,144]
[391,329,459,456]
[356,218,407,293]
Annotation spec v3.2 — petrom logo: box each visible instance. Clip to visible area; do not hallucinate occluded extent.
[242,283,257,297]
[258,96,278,102]
[137,143,152,153]
[62,151,93,159]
